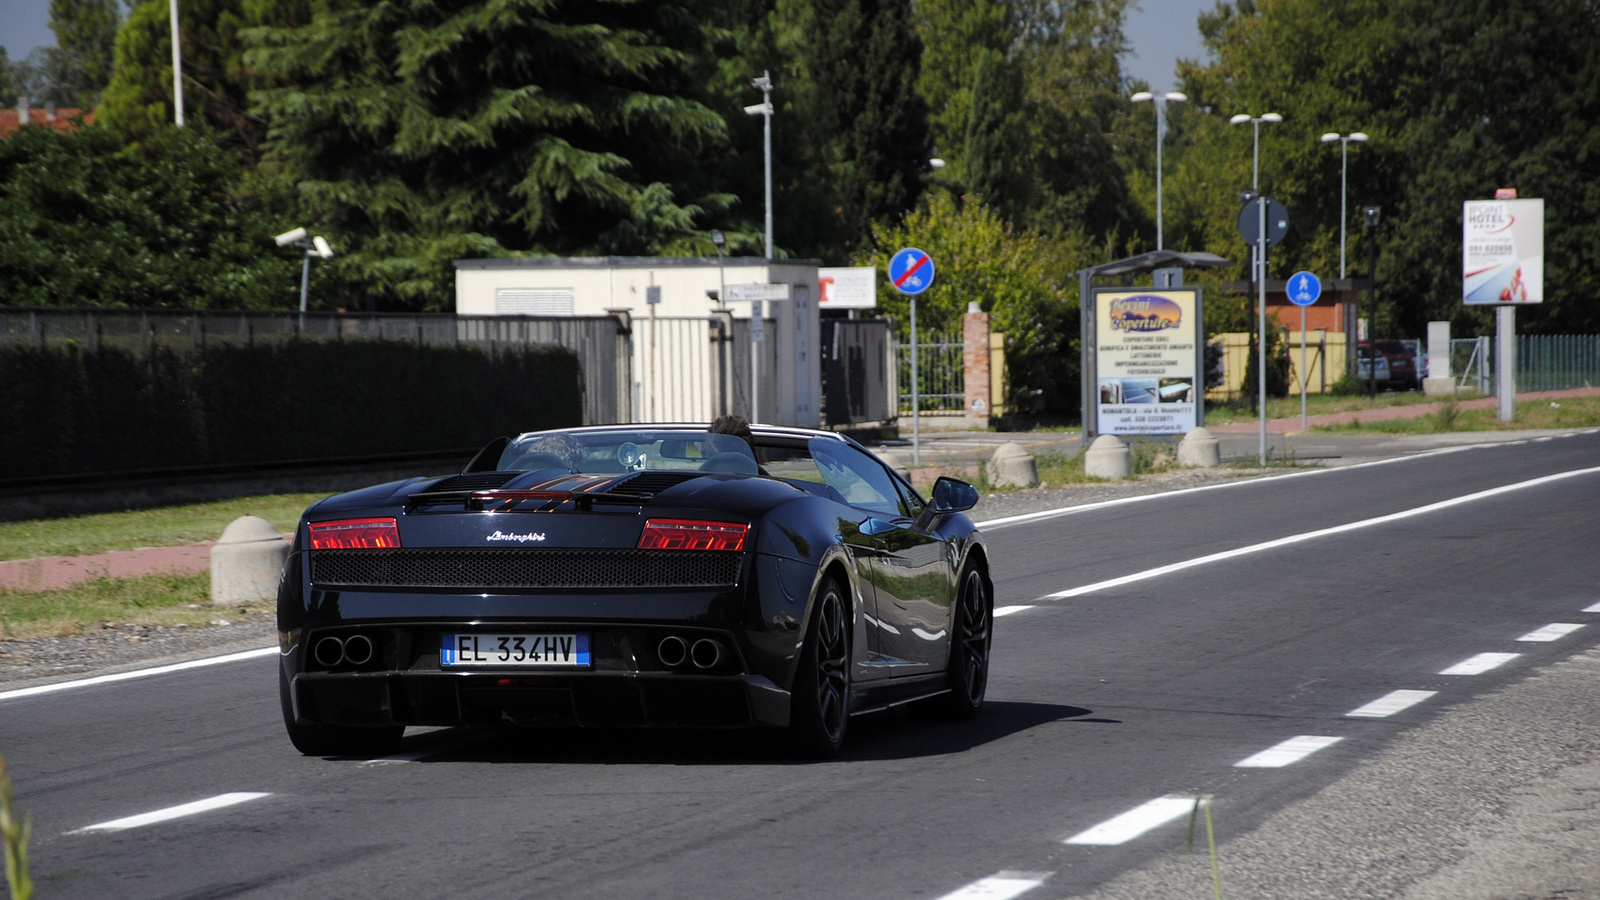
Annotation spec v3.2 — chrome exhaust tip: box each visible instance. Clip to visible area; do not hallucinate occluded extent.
[690,638,725,670]
[657,635,688,668]
[342,634,374,666]
[313,636,345,668]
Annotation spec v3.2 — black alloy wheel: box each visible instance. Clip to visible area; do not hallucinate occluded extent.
[279,665,404,757]
[789,578,851,757]
[938,567,991,719]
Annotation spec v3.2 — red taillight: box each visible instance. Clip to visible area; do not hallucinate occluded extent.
[309,517,401,550]
[637,519,748,552]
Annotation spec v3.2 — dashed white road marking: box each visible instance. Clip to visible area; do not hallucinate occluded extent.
[1346,689,1436,718]
[0,647,278,703]
[1518,623,1584,642]
[1440,652,1520,675]
[73,792,271,833]
[1064,795,1198,845]
[993,605,1034,617]
[1583,601,1600,613]
[1039,466,1600,600]
[932,871,1052,900]
[1234,735,1343,768]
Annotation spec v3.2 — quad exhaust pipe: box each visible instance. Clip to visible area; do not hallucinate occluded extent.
[657,635,727,669]
[690,638,725,670]
[312,633,374,668]
[657,635,688,668]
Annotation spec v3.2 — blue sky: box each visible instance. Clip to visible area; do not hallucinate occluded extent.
[3,0,1211,91]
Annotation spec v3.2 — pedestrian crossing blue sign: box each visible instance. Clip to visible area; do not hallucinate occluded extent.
[1288,271,1322,307]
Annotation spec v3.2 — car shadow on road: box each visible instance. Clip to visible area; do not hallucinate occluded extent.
[367,700,1111,766]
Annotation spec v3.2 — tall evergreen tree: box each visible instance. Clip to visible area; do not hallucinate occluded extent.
[46,0,122,106]
[963,51,1023,223]
[246,0,733,310]
[913,0,1012,175]
[809,0,931,256]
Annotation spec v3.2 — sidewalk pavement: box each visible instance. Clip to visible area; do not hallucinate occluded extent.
[0,543,218,593]
[1207,385,1600,434]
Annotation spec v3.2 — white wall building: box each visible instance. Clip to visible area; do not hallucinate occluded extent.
[454,257,824,427]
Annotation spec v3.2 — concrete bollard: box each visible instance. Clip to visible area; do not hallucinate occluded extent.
[986,442,1039,488]
[1177,426,1222,468]
[210,515,290,606]
[1084,434,1130,480]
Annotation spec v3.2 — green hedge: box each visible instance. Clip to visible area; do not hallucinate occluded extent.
[0,340,580,479]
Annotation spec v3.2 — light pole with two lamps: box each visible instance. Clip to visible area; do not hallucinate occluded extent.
[1320,131,1368,382]
[274,227,335,319]
[1230,111,1281,465]
[1131,91,1186,250]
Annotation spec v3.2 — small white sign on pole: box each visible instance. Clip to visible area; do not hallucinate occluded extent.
[750,300,764,343]
[818,267,877,309]
[725,283,791,303]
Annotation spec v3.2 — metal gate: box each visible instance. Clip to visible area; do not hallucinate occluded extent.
[896,330,964,413]
[821,318,895,426]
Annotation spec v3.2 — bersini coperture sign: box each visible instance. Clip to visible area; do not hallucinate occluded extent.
[1094,287,1202,436]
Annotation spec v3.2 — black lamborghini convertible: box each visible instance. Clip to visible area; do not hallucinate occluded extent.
[277,423,992,757]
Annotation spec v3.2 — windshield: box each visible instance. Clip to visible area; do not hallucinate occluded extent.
[496,430,759,476]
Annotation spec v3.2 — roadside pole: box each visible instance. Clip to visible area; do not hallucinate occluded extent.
[1498,306,1515,422]
[1287,271,1323,434]
[888,248,936,468]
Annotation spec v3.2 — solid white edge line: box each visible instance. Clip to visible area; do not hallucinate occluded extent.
[992,605,1034,617]
[1439,652,1520,675]
[1346,689,1436,718]
[932,871,1053,900]
[974,442,1493,530]
[1064,795,1198,845]
[0,646,277,703]
[1584,601,1600,614]
[1041,465,1600,600]
[1233,735,1343,768]
[74,792,271,833]
[1517,623,1585,642]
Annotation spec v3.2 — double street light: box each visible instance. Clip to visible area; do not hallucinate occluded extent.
[1131,91,1186,250]
[1230,111,1281,465]
[1319,132,1369,279]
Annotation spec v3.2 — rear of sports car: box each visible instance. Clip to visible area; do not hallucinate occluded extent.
[277,466,822,753]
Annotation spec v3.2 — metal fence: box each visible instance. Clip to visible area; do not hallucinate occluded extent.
[1517,334,1600,392]
[896,330,964,414]
[0,308,629,425]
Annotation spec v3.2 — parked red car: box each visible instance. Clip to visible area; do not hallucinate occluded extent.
[1363,340,1419,391]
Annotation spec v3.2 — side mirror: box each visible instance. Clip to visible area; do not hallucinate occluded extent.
[930,476,979,513]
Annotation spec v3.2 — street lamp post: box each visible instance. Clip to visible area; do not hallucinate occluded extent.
[169,0,184,126]
[1363,206,1381,398]
[1319,132,1369,280]
[1131,91,1187,250]
[744,73,775,259]
[1230,112,1281,465]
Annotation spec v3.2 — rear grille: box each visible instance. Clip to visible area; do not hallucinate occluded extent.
[608,472,702,498]
[310,549,741,589]
[420,472,519,494]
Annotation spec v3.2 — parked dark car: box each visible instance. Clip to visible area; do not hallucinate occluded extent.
[277,424,993,758]
[1367,340,1420,391]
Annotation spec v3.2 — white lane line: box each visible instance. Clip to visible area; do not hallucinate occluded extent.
[1440,652,1520,675]
[1346,689,1436,718]
[1234,735,1343,768]
[1583,601,1600,613]
[73,792,271,833]
[1041,465,1600,599]
[1064,795,1198,845]
[975,443,1492,531]
[993,605,1034,617]
[932,871,1052,900]
[0,646,277,703]
[1518,623,1585,642]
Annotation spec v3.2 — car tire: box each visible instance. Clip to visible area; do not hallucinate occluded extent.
[787,577,851,758]
[278,665,404,757]
[934,566,992,719]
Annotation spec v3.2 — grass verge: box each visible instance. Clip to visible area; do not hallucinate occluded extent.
[1312,394,1600,434]
[0,493,327,562]
[1205,390,1485,426]
[0,573,267,640]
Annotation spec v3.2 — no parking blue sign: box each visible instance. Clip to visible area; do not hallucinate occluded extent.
[888,248,935,295]
[1288,270,1322,306]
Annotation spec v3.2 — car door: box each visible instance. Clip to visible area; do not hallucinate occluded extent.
[810,439,953,676]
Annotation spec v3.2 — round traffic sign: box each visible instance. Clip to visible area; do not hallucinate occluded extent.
[1238,197,1289,247]
[888,247,935,295]
[1287,271,1322,306]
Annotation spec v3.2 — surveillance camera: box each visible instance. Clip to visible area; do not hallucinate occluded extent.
[710,230,726,248]
[313,235,334,259]
[751,75,771,88]
[274,227,308,247]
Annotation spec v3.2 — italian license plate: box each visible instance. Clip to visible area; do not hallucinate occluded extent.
[441,633,591,668]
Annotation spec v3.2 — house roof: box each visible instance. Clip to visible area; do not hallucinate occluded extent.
[0,108,96,139]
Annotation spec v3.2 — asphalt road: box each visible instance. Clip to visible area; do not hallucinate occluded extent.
[4,431,1599,899]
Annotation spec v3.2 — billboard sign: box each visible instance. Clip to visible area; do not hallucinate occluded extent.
[1094,288,1202,435]
[1463,198,1543,304]
[818,266,877,309]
